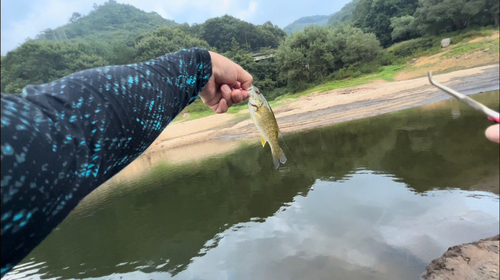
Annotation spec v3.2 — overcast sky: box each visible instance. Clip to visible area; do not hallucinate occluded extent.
[1,0,350,55]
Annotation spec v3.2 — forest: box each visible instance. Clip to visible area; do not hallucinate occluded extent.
[1,0,498,103]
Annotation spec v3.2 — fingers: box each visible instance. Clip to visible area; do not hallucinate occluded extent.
[221,84,234,107]
[215,98,228,114]
[202,51,253,114]
[237,66,253,90]
[208,51,253,89]
[216,84,250,113]
[485,124,500,143]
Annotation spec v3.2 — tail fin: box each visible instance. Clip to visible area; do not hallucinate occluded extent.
[272,147,287,169]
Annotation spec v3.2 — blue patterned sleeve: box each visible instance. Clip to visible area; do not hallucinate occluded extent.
[0,48,212,277]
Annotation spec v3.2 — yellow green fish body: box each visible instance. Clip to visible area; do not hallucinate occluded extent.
[248,86,287,169]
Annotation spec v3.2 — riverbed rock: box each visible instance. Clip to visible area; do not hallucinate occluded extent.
[422,235,499,280]
[441,38,451,48]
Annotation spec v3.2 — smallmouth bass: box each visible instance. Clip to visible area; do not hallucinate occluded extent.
[248,86,287,169]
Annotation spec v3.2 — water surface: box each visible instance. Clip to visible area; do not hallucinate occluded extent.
[5,91,500,280]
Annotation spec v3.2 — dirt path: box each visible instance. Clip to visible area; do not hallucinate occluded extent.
[144,64,499,158]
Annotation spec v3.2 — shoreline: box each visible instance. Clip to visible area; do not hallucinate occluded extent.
[95,63,499,184]
[143,64,499,158]
[92,64,499,280]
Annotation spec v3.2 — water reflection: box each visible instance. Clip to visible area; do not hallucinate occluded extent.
[173,173,498,280]
[5,91,499,280]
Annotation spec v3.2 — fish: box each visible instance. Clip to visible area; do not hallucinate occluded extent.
[247,85,287,169]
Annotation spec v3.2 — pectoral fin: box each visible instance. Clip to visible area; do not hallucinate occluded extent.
[260,136,266,147]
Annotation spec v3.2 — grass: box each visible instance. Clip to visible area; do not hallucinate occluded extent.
[441,37,499,59]
[233,112,250,120]
[173,109,214,122]
[275,63,407,100]
[449,27,494,44]
[226,102,247,114]
[385,27,496,60]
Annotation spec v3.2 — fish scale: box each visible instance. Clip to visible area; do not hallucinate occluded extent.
[247,86,287,169]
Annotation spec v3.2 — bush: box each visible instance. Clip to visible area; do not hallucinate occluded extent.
[266,87,291,101]
[375,51,403,66]
[450,28,494,44]
[182,99,209,113]
[334,68,355,80]
[386,37,437,58]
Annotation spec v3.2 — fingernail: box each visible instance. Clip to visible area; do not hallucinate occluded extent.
[221,84,231,94]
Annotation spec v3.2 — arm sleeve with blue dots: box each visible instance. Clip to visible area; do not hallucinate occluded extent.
[0,48,212,277]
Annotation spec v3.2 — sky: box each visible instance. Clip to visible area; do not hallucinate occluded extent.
[1,0,351,55]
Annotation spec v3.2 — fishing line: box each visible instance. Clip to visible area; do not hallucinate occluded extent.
[278,133,307,171]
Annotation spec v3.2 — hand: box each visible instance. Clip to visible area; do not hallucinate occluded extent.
[199,51,253,113]
[485,124,499,143]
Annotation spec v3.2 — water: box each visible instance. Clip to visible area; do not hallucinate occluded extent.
[5,91,500,280]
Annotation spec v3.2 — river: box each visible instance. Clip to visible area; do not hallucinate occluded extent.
[4,90,499,280]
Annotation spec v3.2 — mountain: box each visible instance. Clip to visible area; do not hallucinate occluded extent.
[327,0,359,26]
[283,14,335,35]
[35,1,178,44]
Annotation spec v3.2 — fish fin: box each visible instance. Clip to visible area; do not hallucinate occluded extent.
[272,147,287,169]
[260,136,266,147]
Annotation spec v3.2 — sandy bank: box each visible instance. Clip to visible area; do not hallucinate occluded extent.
[145,64,499,158]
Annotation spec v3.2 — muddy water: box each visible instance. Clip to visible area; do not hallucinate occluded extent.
[4,91,499,280]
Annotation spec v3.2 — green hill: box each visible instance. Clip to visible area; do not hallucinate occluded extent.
[36,1,178,44]
[327,0,359,26]
[283,14,334,35]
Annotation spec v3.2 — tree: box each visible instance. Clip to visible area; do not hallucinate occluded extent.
[224,39,255,71]
[328,0,359,26]
[1,40,108,93]
[275,25,382,91]
[177,23,203,38]
[341,27,382,64]
[134,27,209,62]
[275,26,336,90]
[413,0,497,34]
[69,12,82,23]
[200,15,285,53]
[222,39,281,93]
[41,2,178,44]
[390,15,419,41]
[352,0,418,46]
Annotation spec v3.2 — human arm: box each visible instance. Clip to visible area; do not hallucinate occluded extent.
[0,48,251,277]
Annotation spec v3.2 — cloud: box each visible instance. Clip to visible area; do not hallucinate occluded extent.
[121,0,237,24]
[237,1,259,21]
[172,172,499,279]
[1,0,104,55]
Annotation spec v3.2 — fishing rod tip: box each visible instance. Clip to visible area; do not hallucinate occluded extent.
[428,71,435,84]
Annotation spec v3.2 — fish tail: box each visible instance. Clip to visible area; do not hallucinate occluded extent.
[271,146,287,169]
